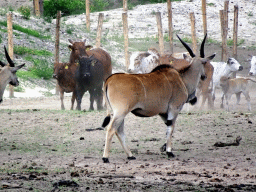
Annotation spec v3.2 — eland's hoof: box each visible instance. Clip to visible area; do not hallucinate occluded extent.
[160,143,166,152]
[127,156,136,160]
[102,157,109,163]
[167,152,175,158]
[189,97,197,105]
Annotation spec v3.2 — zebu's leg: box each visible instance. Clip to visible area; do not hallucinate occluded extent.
[235,92,241,105]
[115,120,135,160]
[70,91,76,110]
[243,91,251,111]
[95,88,103,110]
[89,89,95,111]
[60,89,65,110]
[102,114,125,163]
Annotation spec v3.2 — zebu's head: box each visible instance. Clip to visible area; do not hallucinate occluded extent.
[249,56,256,76]
[68,39,93,63]
[77,55,98,78]
[53,62,70,80]
[0,46,25,103]
[227,58,243,72]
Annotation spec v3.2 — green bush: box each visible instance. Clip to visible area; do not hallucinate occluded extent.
[90,0,109,12]
[43,0,85,18]
[18,6,31,20]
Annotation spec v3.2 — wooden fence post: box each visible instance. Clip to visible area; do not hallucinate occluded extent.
[34,0,40,16]
[202,0,207,35]
[122,12,129,70]
[55,11,61,95]
[220,10,228,62]
[95,13,104,48]
[190,12,197,54]
[7,12,14,98]
[224,0,229,33]
[86,0,90,31]
[233,5,238,59]
[123,0,128,12]
[156,12,164,54]
[167,0,173,53]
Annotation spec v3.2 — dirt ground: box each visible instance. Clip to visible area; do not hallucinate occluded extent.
[0,84,256,191]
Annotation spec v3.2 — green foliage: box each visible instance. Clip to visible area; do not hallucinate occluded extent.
[18,56,53,80]
[43,0,85,18]
[227,39,245,46]
[31,59,53,80]
[14,46,53,57]
[248,11,253,17]
[0,34,2,43]
[0,20,50,39]
[90,0,109,12]
[18,6,31,20]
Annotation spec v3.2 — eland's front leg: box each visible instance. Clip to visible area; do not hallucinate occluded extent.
[160,112,178,158]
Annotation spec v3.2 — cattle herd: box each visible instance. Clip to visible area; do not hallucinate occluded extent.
[1,34,256,163]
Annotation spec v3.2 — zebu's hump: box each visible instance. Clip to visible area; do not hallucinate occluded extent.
[151,64,174,73]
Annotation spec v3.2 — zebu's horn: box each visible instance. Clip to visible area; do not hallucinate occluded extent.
[200,33,207,58]
[176,35,195,58]
[68,39,74,44]
[4,46,15,67]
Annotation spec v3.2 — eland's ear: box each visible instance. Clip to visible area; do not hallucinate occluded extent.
[0,61,6,67]
[202,53,216,64]
[11,63,25,73]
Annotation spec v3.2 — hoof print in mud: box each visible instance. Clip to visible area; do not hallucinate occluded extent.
[102,158,109,163]
[127,156,136,160]
[167,152,175,158]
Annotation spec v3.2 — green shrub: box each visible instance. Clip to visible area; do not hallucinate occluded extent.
[14,46,53,57]
[20,56,53,80]
[18,6,31,20]
[30,58,53,80]
[90,0,109,12]
[43,0,85,18]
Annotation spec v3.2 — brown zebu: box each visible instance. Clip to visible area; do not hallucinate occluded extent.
[53,62,77,110]
[0,46,25,103]
[68,39,112,110]
[101,34,216,163]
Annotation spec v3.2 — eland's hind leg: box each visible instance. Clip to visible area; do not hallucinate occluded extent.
[115,120,135,160]
[103,115,125,163]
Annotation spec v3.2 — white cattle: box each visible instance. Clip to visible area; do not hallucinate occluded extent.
[220,76,256,111]
[128,48,190,74]
[210,58,243,105]
[128,48,160,74]
[249,56,256,76]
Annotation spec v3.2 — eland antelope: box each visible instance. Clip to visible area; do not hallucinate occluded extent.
[0,46,25,103]
[100,34,216,163]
